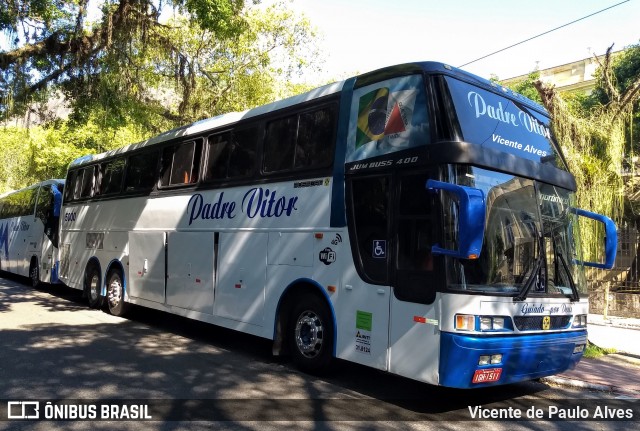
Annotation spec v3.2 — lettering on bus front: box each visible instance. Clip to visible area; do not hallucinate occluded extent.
[520,303,573,315]
[467,91,552,140]
[188,187,299,225]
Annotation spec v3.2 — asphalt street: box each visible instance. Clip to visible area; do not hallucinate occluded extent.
[0,274,637,431]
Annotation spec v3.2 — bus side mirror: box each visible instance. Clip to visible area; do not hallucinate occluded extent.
[426,179,485,260]
[570,208,617,269]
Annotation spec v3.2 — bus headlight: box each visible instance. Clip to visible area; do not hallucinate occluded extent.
[479,316,506,331]
[572,314,588,328]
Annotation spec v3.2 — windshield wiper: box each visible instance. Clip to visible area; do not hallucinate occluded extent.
[514,233,544,302]
[556,250,580,302]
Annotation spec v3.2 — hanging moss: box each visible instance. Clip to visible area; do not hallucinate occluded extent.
[535,81,627,261]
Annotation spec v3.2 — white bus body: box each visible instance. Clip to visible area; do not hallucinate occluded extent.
[0,179,65,285]
[59,62,615,388]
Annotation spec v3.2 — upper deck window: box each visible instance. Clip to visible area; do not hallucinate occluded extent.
[444,77,567,170]
[346,74,430,163]
[124,150,159,192]
[263,105,336,173]
[160,140,202,187]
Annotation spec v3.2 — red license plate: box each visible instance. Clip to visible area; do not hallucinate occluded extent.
[472,368,502,384]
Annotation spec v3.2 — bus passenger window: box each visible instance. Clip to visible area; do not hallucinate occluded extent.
[125,151,159,192]
[64,171,77,202]
[161,141,200,186]
[99,158,126,195]
[206,132,232,181]
[228,126,258,178]
[296,107,336,169]
[263,116,296,172]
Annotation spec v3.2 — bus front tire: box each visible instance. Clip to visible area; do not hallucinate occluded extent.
[29,259,40,288]
[106,270,128,317]
[85,265,103,309]
[288,294,334,375]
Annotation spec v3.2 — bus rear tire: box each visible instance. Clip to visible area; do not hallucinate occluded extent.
[106,269,128,317]
[288,294,334,375]
[29,258,40,288]
[85,265,103,309]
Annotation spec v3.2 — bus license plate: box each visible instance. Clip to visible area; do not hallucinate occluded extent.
[472,368,502,384]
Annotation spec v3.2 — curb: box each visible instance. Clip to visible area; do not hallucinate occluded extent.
[588,320,640,331]
[541,376,640,396]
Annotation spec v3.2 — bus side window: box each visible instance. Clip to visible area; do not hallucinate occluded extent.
[296,106,336,169]
[64,171,77,202]
[79,166,95,198]
[99,157,126,195]
[228,126,258,178]
[263,116,296,173]
[161,141,201,187]
[205,132,232,181]
[125,151,159,192]
[35,185,52,222]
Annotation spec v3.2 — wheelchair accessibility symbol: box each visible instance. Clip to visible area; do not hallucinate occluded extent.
[372,240,387,258]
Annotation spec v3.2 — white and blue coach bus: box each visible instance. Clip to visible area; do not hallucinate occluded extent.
[59,62,616,388]
[0,179,65,286]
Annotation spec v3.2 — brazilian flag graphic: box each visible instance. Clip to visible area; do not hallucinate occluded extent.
[356,87,389,148]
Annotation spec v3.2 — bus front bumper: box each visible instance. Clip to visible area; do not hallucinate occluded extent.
[438,330,587,389]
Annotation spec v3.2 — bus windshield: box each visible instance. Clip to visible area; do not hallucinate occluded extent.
[445,166,586,297]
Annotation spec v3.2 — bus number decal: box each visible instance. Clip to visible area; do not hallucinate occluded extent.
[64,212,77,222]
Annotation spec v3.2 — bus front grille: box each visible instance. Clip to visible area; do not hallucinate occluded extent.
[513,315,572,331]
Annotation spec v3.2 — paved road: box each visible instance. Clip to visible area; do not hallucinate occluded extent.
[0,274,637,431]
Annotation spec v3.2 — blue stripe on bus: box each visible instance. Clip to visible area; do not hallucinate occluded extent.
[330,77,357,228]
[439,330,587,388]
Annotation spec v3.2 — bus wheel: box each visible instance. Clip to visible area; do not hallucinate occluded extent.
[289,294,334,374]
[85,265,103,309]
[106,270,128,317]
[29,258,40,288]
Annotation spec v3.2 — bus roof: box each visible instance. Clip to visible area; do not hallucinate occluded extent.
[68,61,547,168]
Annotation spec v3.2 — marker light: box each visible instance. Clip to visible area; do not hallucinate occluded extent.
[572,314,588,328]
[455,314,475,331]
[573,344,586,354]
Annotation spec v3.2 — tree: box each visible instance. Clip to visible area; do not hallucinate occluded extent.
[0,1,319,129]
[0,1,321,192]
[533,45,640,260]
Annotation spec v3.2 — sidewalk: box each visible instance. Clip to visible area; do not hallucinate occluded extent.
[541,314,640,396]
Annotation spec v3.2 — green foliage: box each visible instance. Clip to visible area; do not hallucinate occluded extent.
[0,119,147,193]
[183,0,247,37]
[583,341,616,359]
[505,71,542,105]
[0,0,323,192]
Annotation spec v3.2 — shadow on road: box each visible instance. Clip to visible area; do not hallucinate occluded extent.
[0,274,554,422]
